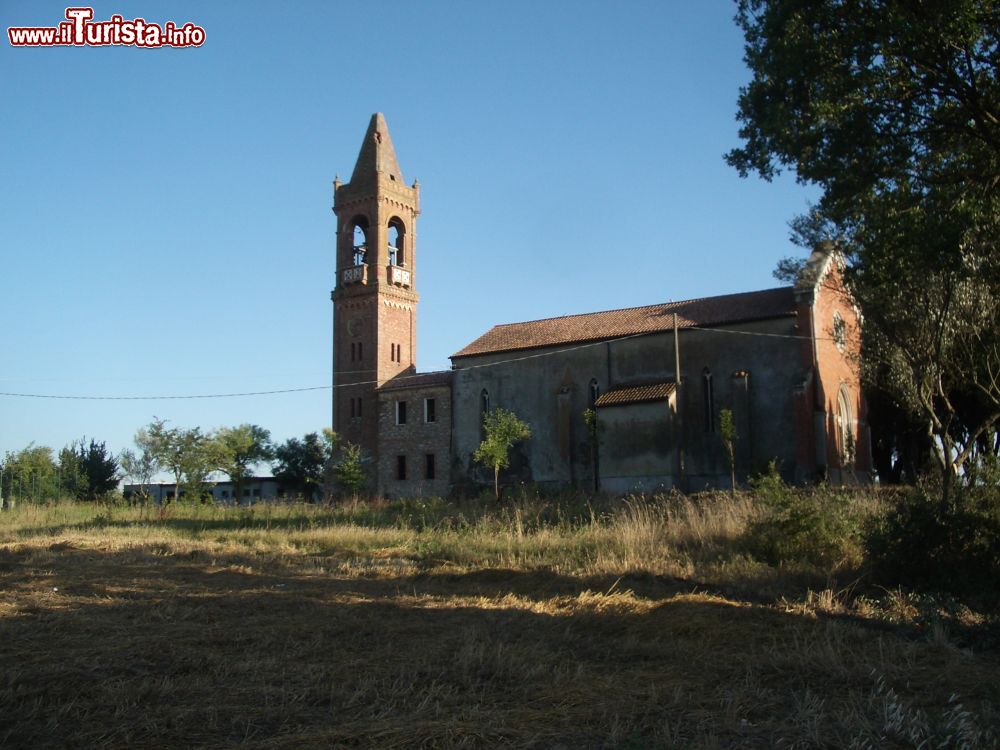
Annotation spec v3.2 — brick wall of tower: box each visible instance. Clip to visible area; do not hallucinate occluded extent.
[330,115,421,482]
[376,292,416,383]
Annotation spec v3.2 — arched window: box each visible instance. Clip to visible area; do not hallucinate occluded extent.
[836,386,854,464]
[702,368,715,432]
[480,389,490,415]
[388,218,405,267]
[350,216,369,266]
[589,379,599,408]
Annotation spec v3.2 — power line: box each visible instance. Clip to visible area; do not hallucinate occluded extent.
[0,325,842,401]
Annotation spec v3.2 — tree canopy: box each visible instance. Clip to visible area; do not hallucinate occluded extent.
[729,0,1000,482]
[272,431,334,500]
[213,424,273,503]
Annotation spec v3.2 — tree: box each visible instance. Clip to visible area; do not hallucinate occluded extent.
[120,426,160,503]
[75,438,119,500]
[728,0,1000,489]
[57,445,87,500]
[1,444,59,502]
[212,424,273,504]
[720,408,737,495]
[583,408,600,491]
[330,442,366,498]
[145,419,213,502]
[273,431,333,500]
[474,407,531,501]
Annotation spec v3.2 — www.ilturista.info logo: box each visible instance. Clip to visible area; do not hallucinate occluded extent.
[8,7,205,48]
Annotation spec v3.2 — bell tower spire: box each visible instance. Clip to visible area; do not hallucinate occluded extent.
[331,114,421,464]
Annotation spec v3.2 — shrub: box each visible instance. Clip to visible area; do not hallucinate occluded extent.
[744,463,862,569]
[866,481,1000,601]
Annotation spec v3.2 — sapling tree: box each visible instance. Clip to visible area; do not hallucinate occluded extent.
[474,407,531,501]
[583,408,599,492]
[720,408,737,495]
[331,443,366,498]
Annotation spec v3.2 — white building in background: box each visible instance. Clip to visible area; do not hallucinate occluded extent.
[123,476,282,504]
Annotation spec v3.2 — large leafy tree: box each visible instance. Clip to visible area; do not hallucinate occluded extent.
[728,0,1000,486]
[474,407,531,501]
[146,419,214,502]
[1,444,60,502]
[212,424,274,504]
[272,431,334,500]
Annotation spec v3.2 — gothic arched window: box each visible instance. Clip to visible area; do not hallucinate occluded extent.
[480,389,490,416]
[836,385,854,465]
[589,379,599,408]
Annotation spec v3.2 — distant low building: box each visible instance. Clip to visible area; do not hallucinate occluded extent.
[123,476,282,504]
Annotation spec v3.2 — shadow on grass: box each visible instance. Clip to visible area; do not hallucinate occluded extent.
[2,544,999,748]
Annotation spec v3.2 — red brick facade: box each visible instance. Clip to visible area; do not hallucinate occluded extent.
[793,250,871,481]
[331,114,420,472]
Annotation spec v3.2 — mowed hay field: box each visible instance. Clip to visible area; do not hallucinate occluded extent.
[1,498,997,749]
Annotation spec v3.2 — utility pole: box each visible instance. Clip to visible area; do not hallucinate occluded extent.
[673,313,685,491]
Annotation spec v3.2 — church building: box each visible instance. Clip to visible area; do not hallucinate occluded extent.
[331,114,871,497]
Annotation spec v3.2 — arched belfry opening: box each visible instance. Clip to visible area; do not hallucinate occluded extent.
[388,218,406,267]
[350,215,369,266]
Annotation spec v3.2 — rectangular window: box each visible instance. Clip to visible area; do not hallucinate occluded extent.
[425,453,435,480]
[424,397,436,423]
[390,343,396,362]
[396,400,407,425]
[396,455,406,480]
[252,488,261,497]
[243,489,251,498]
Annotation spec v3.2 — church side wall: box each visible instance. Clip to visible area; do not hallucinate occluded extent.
[450,315,809,494]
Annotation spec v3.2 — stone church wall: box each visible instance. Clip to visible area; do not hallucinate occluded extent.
[451,316,806,494]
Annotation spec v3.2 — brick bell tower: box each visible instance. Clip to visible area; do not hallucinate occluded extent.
[331,113,420,461]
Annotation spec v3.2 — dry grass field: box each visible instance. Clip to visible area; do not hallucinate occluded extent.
[1,496,997,748]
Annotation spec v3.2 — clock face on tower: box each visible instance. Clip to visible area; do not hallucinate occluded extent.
[347,316,362,337]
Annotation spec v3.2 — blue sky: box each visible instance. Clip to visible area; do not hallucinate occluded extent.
[0,0,817,466]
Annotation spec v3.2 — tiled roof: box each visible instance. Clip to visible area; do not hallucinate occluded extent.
[377,370,453,392]
[595,382,676,408]
[451,287,796,359]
